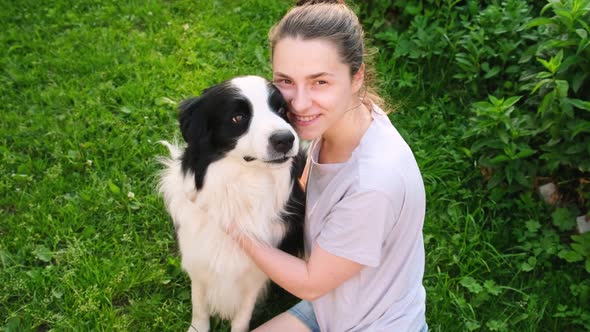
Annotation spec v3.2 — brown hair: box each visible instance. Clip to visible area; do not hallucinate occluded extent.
[295,0,344,5]
[269,0,385,109]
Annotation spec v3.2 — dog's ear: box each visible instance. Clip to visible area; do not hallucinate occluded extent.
[178,97,207,143]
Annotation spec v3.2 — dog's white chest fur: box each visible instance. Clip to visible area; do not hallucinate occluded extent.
[158,142,292,319]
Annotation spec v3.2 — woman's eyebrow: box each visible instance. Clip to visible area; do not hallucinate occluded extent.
[307,72,333,79]
[273,72,334,79]
[273,72,292,79]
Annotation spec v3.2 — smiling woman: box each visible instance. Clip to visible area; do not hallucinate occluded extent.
[272,37,367,143]
[225,1,429,332]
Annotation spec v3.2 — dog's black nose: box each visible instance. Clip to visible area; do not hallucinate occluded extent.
[269,130,295,154]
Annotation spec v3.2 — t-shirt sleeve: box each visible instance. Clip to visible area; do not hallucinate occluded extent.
[316,190,396,267]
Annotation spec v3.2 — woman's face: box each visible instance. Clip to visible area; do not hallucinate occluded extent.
[272,37,363,141]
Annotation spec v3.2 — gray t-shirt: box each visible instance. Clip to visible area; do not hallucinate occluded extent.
[305,105,426,331]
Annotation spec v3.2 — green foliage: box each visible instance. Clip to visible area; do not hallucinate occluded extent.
[463,0,590,202]
[1,0,294,330]
[361,0,590,329]
[2,0,589,330]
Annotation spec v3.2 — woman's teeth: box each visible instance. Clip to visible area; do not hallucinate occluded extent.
[296,115,319,122]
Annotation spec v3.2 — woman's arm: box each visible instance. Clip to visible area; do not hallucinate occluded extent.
[230,228,363,301]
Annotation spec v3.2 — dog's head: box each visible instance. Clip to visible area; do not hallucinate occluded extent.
[179,75,300,190]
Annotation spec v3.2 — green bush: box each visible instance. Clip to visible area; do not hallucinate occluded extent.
[362,0,589,203]
[360,0,590,329]
[464,0,590,205]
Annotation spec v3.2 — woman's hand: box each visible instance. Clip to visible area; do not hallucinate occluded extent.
[224,222,256,252]
[223,221,363,301]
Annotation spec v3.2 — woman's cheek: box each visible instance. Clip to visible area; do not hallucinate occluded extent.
[276,84,293,98]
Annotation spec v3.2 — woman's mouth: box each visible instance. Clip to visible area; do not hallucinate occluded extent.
[292,113,320,126]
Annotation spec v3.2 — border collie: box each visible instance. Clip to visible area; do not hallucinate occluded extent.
[158,76,304,332]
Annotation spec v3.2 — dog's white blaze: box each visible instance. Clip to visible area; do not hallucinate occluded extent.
[231,76,299,162]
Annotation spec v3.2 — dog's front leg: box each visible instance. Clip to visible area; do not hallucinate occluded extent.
[230,283,263,332]
[188,279,210,332]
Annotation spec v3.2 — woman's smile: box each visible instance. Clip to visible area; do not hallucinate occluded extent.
[290,112,322,126]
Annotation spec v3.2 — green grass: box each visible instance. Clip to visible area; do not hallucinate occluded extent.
[1,0,294,330]
[2,0,588,331]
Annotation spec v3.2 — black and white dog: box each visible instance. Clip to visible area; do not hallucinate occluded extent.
[158,76,304,332]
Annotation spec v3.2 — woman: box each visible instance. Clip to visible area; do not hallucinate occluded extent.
[227,1,427,331]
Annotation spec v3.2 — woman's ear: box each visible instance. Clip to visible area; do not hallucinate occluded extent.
[352,63,365,95]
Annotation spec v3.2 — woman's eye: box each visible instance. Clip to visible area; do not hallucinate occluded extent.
[232,114,244,123]
[274,79,292,85]
[316,80,327,85]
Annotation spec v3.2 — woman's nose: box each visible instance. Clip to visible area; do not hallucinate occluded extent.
[290,87,312,112]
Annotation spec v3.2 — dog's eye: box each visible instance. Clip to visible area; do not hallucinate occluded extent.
[277,107,286,115]
[232,114,244,124]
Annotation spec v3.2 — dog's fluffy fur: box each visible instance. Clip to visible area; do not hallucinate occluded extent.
[158,76,304,332]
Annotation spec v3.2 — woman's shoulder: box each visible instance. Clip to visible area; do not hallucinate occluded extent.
[352,109,422,199]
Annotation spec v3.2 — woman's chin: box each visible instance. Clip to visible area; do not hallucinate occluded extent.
[296,128,320,141]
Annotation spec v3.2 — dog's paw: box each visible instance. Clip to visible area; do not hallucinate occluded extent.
[187,319,209,332]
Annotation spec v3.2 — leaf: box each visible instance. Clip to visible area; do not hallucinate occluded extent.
[537,50,563,74]
[572,71,588,93]
[465,321,481,331]
[456,56,475,69]
[564,98,590,111]
[531,78,552,94]
[483,280,502,296]
[586,259,590,274]
[554,10,574,29]
[460,276,483,294]
[52,287,64,299]
[505,95,523,108]
[108,181,121,194]
[490,154,510,163]
[489,95,502,106]
[555,79,569,97]
[119,106,132,114]
[540,2,554,16]
[538,90,556,115]
[552,50,564,71]
[498,130,509,144]
[521,256,536,272]
[570,121,590,138]
[571,233,590,255]
[486,319,507,331]
[33,246,53,262]
[537,58,553,73]
[536,71,553,79]
[571,243,588,256]
[558,249,583,262]
[460,147,472,158]
[483,66,500,79]
[514,148,537,159]
[525,17,554,28]
[155,97,176,106]
[552,208,576,231]
[525,220,541,233]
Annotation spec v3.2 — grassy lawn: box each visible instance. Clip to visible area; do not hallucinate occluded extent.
[1,0,295,330]
[2,0,588,331]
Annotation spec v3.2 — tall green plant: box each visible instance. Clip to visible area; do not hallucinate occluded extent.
[465,0,590,196]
